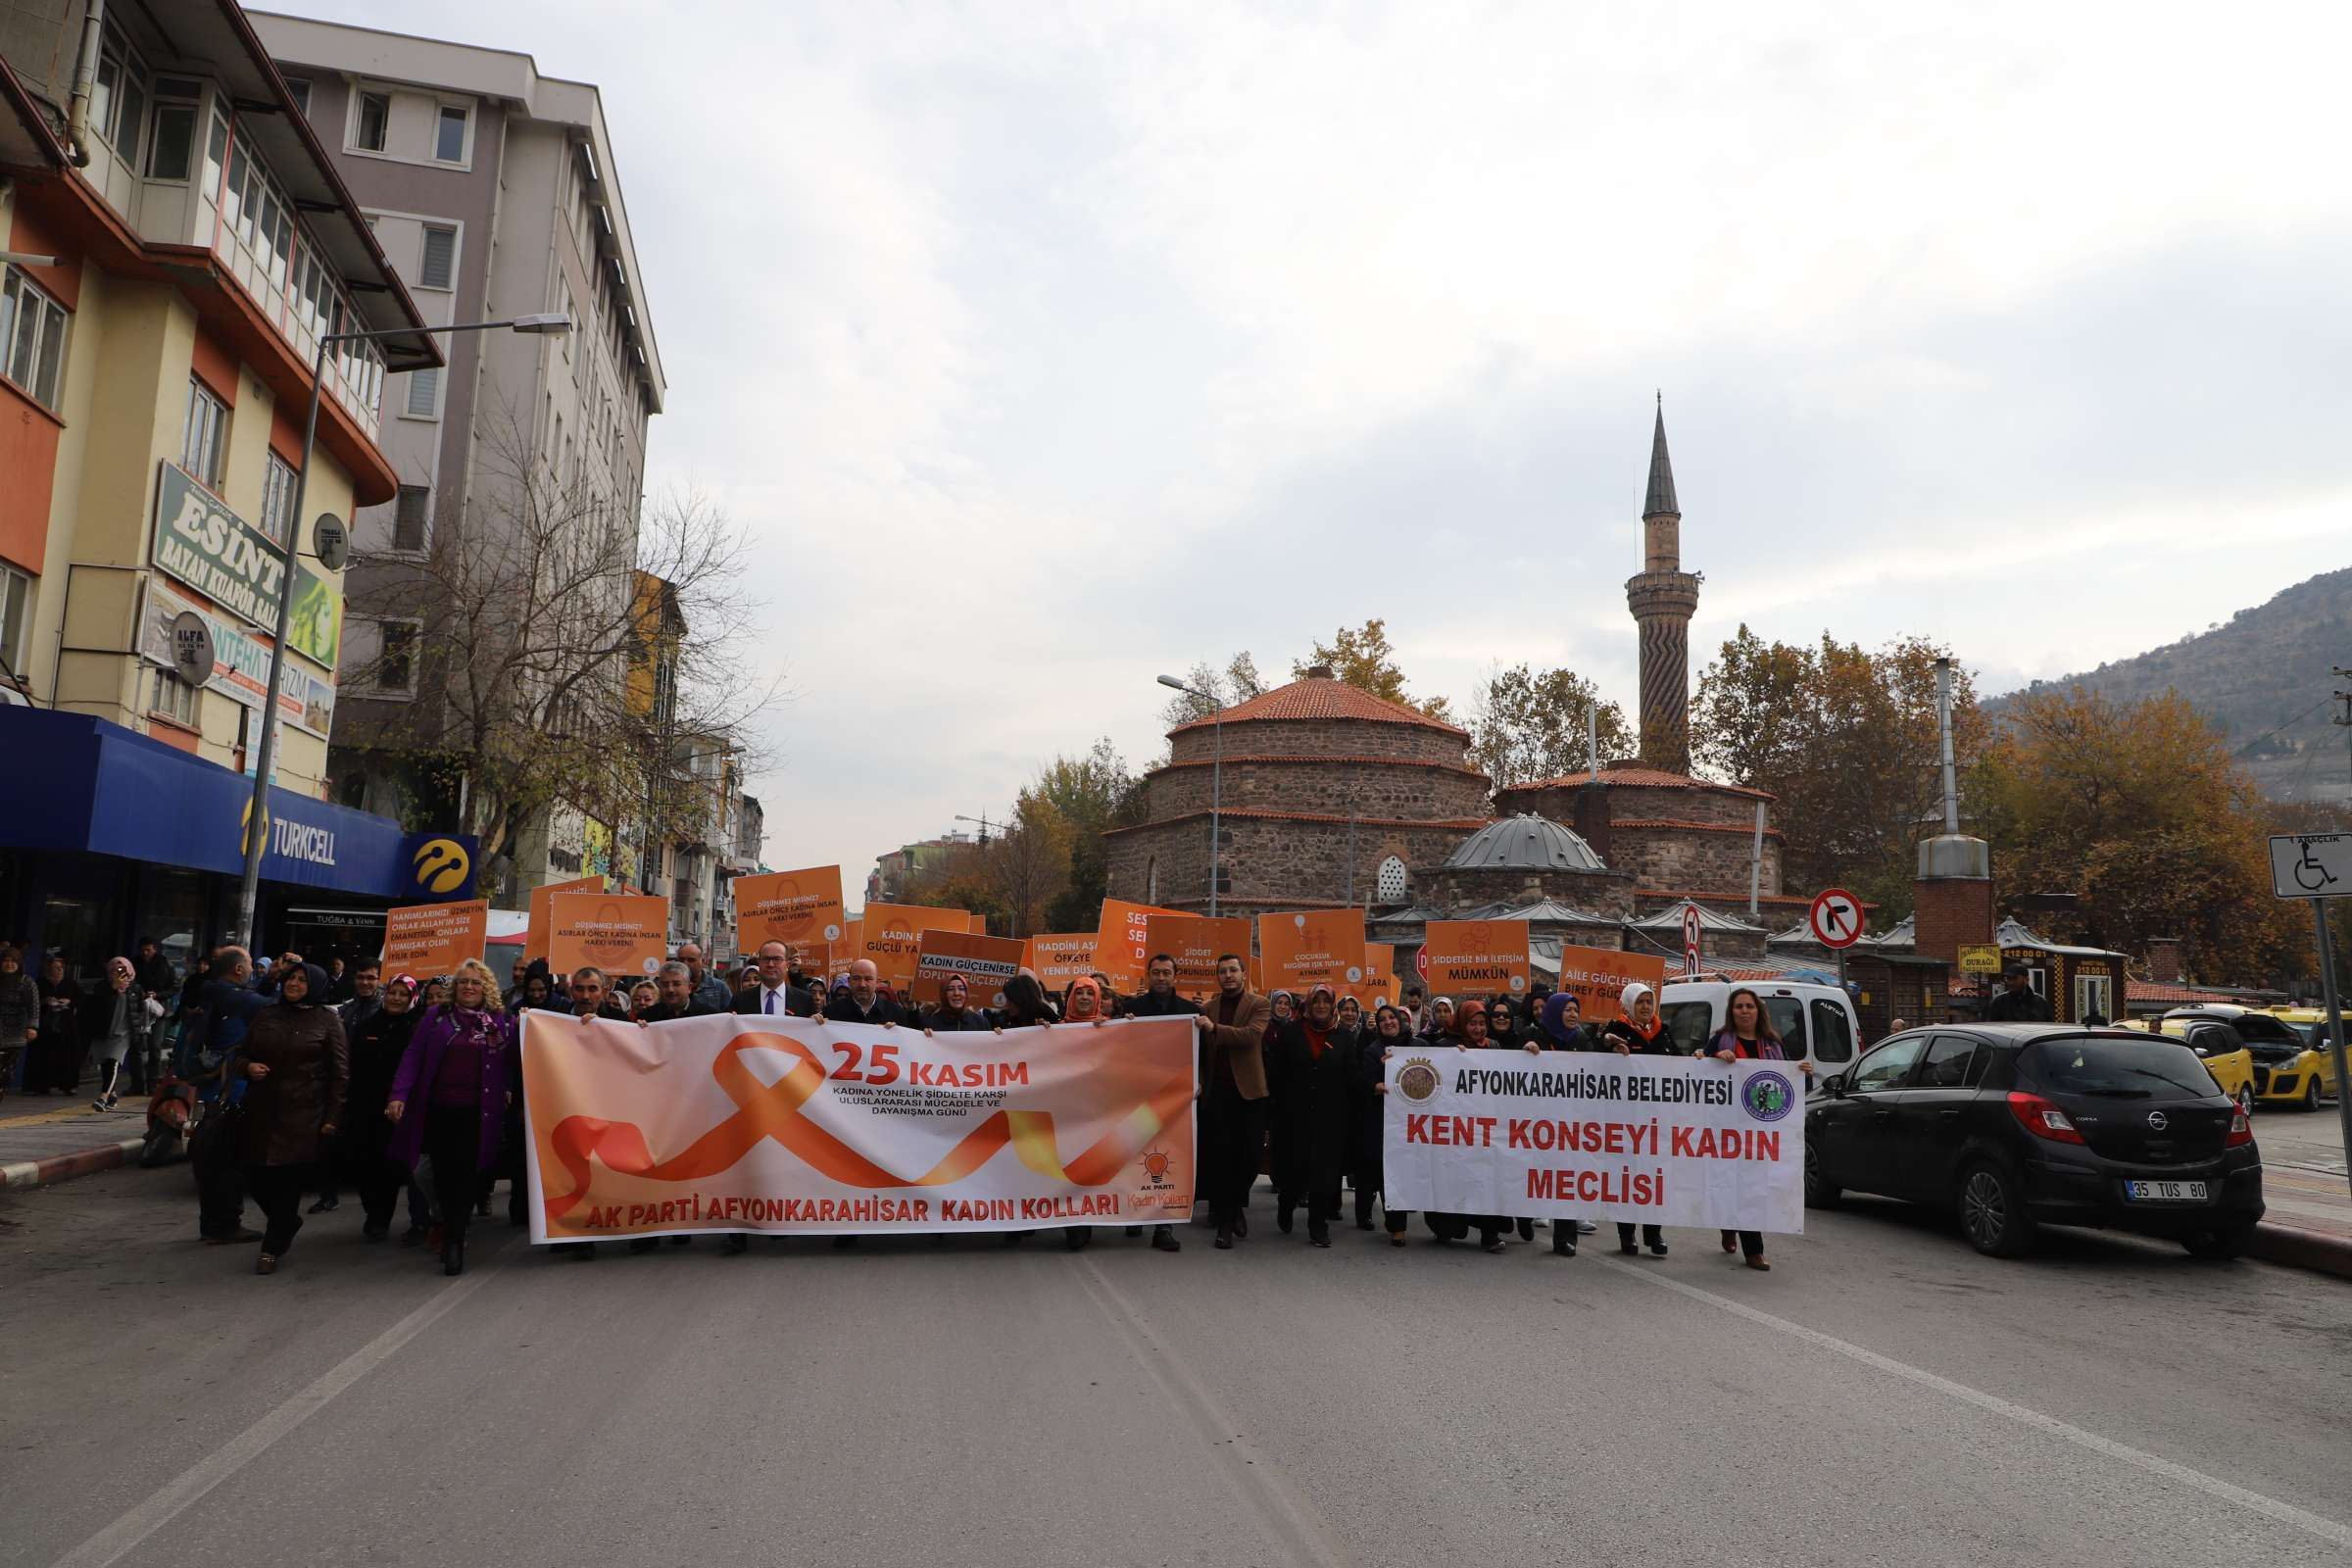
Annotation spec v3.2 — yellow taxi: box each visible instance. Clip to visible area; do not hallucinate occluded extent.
[2161,1007,2328,1112]
[2264,1008,2343,1109]
[2127,1013,2256,1110]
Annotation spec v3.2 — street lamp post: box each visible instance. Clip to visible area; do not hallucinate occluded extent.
[231,313,572,949]
[1156,673,1223,917]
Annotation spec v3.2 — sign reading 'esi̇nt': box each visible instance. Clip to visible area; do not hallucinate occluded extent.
[151,462,341,666]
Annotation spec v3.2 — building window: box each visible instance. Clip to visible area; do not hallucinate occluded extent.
[1376,856,1408,904]
[282,77,310,115]
[260,453,298,546]
[361,618,420,695]
[393,485,430,551]
[146,98,196,180]
[1,268,71,413]
[147,665,198,727]
[93,29,148,163]
[0,564,29,676]
[182,377,228,487]
[418,224,457,290]
[355,91,389,153]
[434,105,468,163]
[403,366,441,420]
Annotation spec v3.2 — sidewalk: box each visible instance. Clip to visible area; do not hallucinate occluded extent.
[0,1098,150,1189]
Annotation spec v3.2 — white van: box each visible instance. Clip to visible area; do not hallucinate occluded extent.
[1655,979,1861,1074]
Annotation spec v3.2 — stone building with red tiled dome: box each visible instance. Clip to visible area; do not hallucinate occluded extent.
[1101,668,1491,912]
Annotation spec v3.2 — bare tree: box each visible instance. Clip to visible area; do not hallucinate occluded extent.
[340,408,779,894]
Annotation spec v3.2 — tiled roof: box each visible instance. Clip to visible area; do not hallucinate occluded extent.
[1638,888,1830,907]
[1149,754,1490,778]
[1612,818,1784,837]
[1502,765,1773,800]
[2125,980,2237,1004]
[1170,676,1468,738]
[1629,899,1765,934]
[1103,809,1488,837]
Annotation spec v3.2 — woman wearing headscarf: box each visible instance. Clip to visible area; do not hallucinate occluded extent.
[34,954,82,1094]
[1602,981,1674,1257]
[85,957,142,1110]
[994,971,1058,1029]
[1699,986,1812,1272]
[1417,996,1455,1043]
[386,959,517,1277]
[1427,1003,1509,1252]
[0,944,37,1103]
[344,973,423,1241]
[1052,976,1114,1252]
[925,973,997,1032]
[1265,985,1356,1247]
[1354,1004,1413,1244]
[1486,996,1523,1050]
[233,962,348,1274]
[1522,990,1605,1253]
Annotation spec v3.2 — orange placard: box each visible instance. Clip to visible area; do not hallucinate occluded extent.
[524,875,604,964]
[1024,932,1098,990]
[380,899,488,977]
[546,892,668,981]
[830,921,863,984]
[1420,919,1532,999]
[1255,909,1367,998]
[1552,944,1668,1024]
[1349,942,1398,1007]
[735,866,846,953]
[1144,914,1250,1003]
[1095,899,1185,992]
[859,903,969,991]
[912,929,1029,1008]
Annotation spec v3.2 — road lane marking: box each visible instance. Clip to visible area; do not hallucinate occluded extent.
[1072,1256,1351,1568]
[1599,1257,2352,1550]
[48,1248,512,1568]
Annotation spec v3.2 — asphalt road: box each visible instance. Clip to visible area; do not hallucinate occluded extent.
[4,1166,2349,1568]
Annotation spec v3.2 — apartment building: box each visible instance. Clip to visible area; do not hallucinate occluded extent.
[249,13,666,897]
[0,0,475,964]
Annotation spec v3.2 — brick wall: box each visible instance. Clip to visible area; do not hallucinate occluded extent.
[1147,757,1491,820]
[1912,875,1993,966]
[2145,937,2181,984]
[1609,824,1782,896]
[1170,716,1472,768]
[1499,779,1760,830]
[1105,815,1477,911]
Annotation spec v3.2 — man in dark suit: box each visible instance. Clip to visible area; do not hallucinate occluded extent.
[735,940,815,1018]
[641,962,717,1021]
[1198,954,1271,1250]
[824,959,910,1027]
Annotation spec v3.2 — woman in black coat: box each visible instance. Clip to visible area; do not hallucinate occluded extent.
[33,955,83,1094]
[924,974,996,1032]
[1354,1004,1413,1245]
[342,973,422,1241]
[1266,984,1356,1248]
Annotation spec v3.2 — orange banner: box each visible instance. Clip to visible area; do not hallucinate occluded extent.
[380,898,488,977]
[1144,914,1250,1003]
[735,865,846,954]
[1256,909,1367,997]
[1096,899,1185,992]
[912,929,1028,1007]
[859,903,969,992]
[1024,932,1098,990]
[1552,944,1669,1025]
[829,921,863,984]
[546,891,667,981]
[1420,919,1532,998]
[1350,942,1399,1007]
[524,875,604,964]
[521,1012,1198,1239]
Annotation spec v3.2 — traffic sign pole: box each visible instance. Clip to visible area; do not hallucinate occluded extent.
[2315,900,2352,1200]
[2268,834,2351,1199]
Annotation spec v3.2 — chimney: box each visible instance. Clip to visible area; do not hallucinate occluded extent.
[1912,657,1993,965]
[1572,782,1613,866]
[2145,937,2181,986]
[1304,663,1336,680]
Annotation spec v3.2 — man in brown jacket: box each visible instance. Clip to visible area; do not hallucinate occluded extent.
[1196,954,1270,1249]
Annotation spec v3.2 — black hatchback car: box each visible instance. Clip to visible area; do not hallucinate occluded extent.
[1805,1025,2263,1258]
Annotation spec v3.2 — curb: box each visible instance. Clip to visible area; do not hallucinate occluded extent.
[0,1135,146,1192]
[2248,1221,2352,1282]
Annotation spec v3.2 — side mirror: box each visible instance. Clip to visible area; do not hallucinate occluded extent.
[1821,1072,1845,1099]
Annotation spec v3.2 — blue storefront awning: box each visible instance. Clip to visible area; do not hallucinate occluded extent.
[0,710,477,901]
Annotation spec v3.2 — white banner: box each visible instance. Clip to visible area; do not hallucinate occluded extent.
[1382,1048,1804,1234]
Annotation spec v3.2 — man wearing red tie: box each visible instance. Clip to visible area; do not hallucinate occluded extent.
[734,941,815,1018]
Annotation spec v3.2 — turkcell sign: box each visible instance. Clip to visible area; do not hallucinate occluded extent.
[270,817,338,867]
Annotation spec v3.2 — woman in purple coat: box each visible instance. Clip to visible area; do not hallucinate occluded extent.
[386,959,516,1277]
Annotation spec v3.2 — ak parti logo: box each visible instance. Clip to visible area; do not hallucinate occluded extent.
[1138,1145,1175,1188]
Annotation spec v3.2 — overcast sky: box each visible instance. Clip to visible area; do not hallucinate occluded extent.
[285,1,2352,895]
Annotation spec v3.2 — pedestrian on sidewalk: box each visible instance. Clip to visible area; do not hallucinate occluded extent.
[386,960,514,1278]
[0,944,36,1102]
[129,939,175,1094]
[234,963,348,1275]
[190,947,269,1245]
[32,954,82,1094]
[86,957,140,1111]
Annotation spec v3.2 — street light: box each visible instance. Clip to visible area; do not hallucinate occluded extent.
[232,313,573,947]
[1156,672,1223,916]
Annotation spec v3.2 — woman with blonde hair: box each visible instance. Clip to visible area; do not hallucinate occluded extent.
[386,959,516,1277]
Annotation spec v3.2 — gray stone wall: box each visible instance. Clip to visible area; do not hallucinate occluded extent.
[1169,716,1471,768]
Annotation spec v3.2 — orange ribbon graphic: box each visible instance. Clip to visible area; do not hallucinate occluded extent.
[542,1029,1192,1227]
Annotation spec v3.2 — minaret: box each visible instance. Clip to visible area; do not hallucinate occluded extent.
[1625,395,1701,773]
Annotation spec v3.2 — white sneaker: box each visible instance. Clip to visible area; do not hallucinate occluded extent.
[1578,1220,1598,1234]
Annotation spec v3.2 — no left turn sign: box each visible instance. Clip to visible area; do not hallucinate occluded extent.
[1809,887,1864,950]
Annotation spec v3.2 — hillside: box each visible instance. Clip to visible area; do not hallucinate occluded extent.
[1994,566,2352,806]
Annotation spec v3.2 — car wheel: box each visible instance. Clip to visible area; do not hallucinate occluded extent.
[1804,1142,1840,1209]
[1958,1161,2035,1258]
[2181,1225,2255,1260]
[2304,1077,2323,1113]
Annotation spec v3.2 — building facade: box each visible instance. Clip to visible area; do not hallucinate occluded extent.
[250,13,665,898]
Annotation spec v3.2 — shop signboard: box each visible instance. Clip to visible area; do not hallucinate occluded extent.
[150,461,341,665]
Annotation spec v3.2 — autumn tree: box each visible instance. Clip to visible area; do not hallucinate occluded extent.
[984,791,1075,938]
[1295,618,1452,721]
[1157,653,1266,728]
[1034,738,1147,931]
[1971,688,2308,984]
[1690,627,1984,916]
[1469,662,1635,787]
